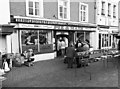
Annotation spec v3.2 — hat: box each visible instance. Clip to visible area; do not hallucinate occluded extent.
[116,32,120,39]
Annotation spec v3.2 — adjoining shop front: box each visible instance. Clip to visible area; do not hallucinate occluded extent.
[97,25,119,50]
[10,16,97,61]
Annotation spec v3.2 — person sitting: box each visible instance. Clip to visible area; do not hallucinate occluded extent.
[24,49,35,67]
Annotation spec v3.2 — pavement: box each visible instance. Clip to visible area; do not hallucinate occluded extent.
[1,57,119,87]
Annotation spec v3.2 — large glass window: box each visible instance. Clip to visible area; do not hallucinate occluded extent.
[58,0,70,20]
[109,35,111,46]
[79,3,88,22]
[21,30,53,54]
[101,33,111,48]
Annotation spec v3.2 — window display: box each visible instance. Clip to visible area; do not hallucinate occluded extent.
[21,30,53,54]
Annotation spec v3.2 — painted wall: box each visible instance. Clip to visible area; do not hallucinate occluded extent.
[6,35,12,53]
[70,1,96,23]
[86,1,96,24]
[10,0,26,16]
[118,1,120,32]
[0,35,7,53]
[70,2,79,22]
[96,0,118,26]
[10,0,96,24]
[44,1,58,20]
[11,31,19,53]
[0,0,10,24]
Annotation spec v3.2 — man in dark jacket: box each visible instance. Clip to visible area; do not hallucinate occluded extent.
[66,42,76,68]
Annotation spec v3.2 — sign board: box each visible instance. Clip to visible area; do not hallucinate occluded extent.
[15,24,54,29]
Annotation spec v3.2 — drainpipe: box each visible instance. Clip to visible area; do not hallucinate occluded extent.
[11,34,12,53]
[84,31,86,41]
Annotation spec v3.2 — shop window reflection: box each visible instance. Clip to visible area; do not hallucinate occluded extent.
[21,30,53,54]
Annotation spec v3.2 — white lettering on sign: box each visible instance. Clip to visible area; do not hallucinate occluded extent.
[17,24,54,29]
[54,25,83,30]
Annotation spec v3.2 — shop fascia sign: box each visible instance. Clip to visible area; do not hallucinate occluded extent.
[12,17,79,26]
[15,23,54,29]
[54,25,83,30]
[15,23,83,30]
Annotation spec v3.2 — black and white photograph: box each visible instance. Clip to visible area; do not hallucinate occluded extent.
[0,0,120,88]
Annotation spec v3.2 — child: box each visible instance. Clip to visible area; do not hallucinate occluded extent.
[24,49,35,67]
[2,54,10,72]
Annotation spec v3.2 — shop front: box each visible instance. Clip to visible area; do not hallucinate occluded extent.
[98,28,112,49]
[98,26,119,49]
[11,16,96,61]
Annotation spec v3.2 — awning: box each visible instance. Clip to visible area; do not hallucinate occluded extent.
[0,25,14,35]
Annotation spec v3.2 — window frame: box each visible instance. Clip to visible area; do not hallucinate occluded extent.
[101,33,111,49]
[26,0,43,17]
[101,1,105,15]
[108,3,111,17]
[79,2,88,22]
[58,0,70,20]
[113,5,116,18]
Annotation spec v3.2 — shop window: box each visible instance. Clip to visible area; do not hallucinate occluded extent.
[79,3,88,22]
[101,34,111,48]
[101,1,105,15]
[26,0,43,17]
[21,30,53,54]
[58,0,70,20]
[109,35,111,46]
[102,34,104,47]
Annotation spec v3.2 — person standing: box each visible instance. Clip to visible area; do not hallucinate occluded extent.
[66,42,76,68]
[61,39,66,57]
[57,38,62,56]
[64,37,68,55]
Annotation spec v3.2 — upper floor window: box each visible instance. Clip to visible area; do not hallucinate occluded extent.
[79,3,88,22]
[101,1,105,15]
[108,3,111,17]
[26,0,43,17]
[58,0,70,20]
[113,5,116,18]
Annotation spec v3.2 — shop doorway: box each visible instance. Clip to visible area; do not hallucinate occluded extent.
[55,31,75,57]
[99,33,101,49]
